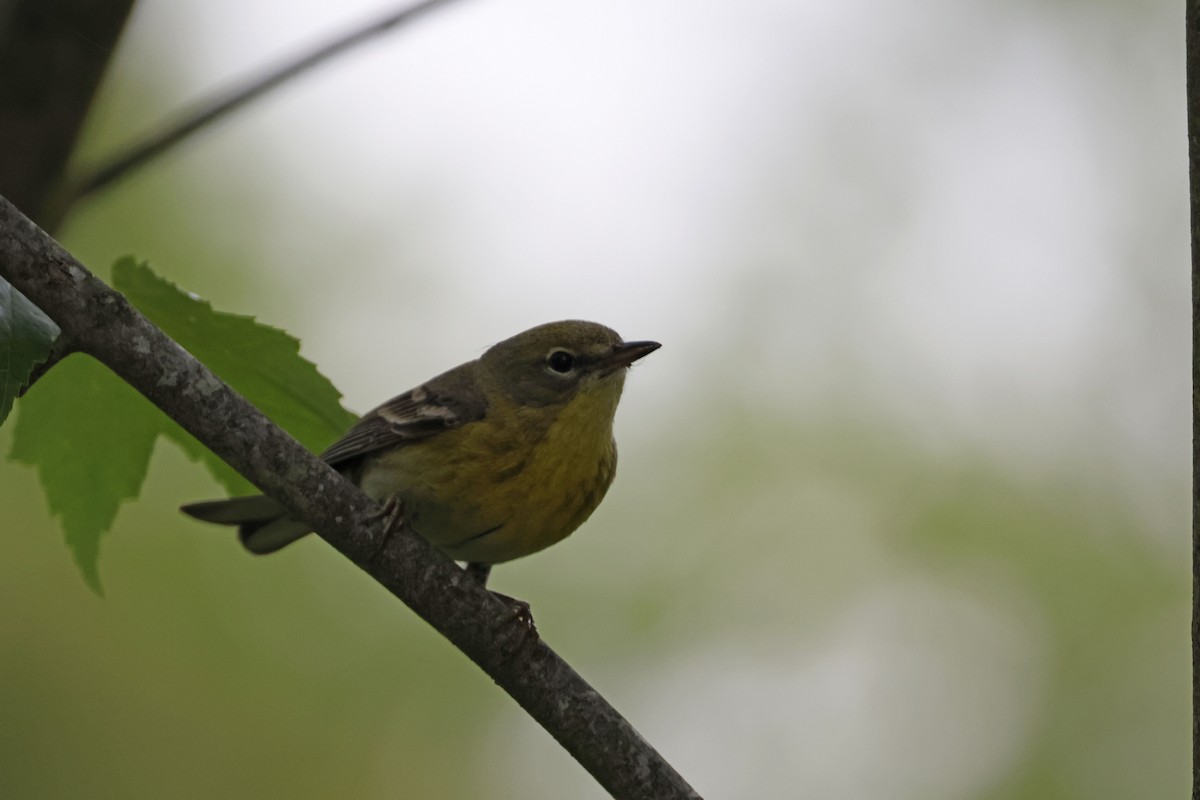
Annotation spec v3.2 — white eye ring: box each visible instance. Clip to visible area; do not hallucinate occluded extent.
[546,349,576,374]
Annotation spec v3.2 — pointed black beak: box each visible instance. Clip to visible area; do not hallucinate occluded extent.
[597,340,661,375]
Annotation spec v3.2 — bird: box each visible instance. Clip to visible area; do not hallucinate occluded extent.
[180,320,659,587]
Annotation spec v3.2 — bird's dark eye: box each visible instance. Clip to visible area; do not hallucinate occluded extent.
[547,350,575,374]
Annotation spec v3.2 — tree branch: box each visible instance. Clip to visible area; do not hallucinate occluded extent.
[0,0,136,226]
[0,193,701,800]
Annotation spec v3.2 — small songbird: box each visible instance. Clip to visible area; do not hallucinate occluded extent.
[180,320,659,585]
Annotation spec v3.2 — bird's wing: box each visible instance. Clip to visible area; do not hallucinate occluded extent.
[319,361,488,467]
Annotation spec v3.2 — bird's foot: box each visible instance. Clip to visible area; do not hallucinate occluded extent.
[491,591,539,646]
[365,496,406,561]
[464,562,539,647]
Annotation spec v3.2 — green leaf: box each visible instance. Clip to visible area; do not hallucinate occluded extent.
[9,257,358,591]
[10,356,160,594]
[0,278,61,425]
[111,258,357,453]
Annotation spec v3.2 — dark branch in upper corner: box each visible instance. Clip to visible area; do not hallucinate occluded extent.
[52,0,468,220]
[0,195,703,800]
[0,0,136,229]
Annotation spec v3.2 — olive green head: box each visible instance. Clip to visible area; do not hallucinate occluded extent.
[479,320,660,408]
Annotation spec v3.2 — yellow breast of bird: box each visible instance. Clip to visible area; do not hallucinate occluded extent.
[359,390,620,564]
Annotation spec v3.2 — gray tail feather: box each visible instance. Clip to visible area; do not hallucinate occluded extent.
[180,495,312,555]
